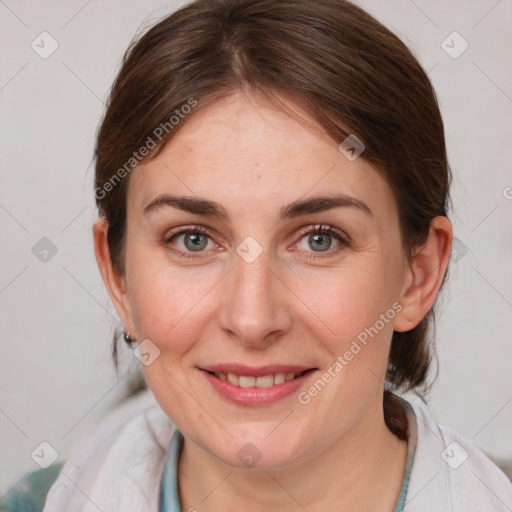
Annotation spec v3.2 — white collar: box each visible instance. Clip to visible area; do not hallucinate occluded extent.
[43,390,512,511]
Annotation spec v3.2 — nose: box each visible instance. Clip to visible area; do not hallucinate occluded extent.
[216,246,293,350]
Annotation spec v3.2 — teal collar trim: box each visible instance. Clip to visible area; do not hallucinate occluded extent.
[160,399,418,511]
[392,398,418,512]
[159,427,184,512]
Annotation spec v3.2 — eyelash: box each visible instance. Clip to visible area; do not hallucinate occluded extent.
[162,224,349,260]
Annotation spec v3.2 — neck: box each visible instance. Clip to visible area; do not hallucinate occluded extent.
[177,396,408,512]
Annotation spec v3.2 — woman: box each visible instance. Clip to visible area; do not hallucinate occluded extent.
[4,0,511,510]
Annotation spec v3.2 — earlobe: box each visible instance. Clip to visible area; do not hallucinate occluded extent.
[92,218,135,335]
[394,216,452,332]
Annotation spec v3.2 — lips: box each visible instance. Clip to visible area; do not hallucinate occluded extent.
[200,363,315,377]
[209,370,307,388]
[200,366,318,406]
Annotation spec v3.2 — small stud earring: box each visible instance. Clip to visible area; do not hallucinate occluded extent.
[123,331,136,343]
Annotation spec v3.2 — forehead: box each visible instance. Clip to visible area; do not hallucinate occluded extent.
[128,92,396,222]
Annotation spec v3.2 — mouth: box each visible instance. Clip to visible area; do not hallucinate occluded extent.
[203,369,312,388]
[198,366,318,406]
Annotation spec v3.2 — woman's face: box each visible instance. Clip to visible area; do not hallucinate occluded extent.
[119,91,412,469]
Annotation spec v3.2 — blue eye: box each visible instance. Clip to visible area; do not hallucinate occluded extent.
[179,231,209,251]
[163,223,349,260]
[163,226,214,259]
[296,224,349,258]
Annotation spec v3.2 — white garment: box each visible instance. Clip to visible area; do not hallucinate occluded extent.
[43,389,512,512]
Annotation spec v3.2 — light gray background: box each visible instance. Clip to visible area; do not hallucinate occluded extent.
[1,0,511,495]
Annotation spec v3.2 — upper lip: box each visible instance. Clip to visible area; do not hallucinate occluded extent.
[200,364,316,377]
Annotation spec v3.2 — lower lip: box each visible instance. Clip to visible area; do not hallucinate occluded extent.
[200,369,317,406]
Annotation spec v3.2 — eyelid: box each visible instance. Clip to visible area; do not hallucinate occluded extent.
[294,223,350,244]
[163,224,212,242]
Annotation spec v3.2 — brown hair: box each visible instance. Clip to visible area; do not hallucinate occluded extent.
[94,0,451,439]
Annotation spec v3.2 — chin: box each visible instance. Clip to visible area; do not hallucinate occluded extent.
[204,430,308,471]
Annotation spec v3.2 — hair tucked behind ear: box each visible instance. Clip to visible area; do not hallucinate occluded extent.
[95,0,451,438]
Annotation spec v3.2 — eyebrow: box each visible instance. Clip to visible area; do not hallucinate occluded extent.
[143,193,373,220]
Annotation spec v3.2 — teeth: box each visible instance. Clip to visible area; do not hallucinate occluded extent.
[239,375,256,388]
[227,373,239,386]
[215,371,305,387]
[274,373,286,385]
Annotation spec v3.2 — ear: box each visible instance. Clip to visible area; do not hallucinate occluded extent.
[92,218,136,337]
[394,216,452,332]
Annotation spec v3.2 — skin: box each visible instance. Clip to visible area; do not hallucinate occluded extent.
[94,90,452,511]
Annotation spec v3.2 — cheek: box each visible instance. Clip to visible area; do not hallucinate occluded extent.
[127,254,220,356]
[291,266,399,438]
[293,261,397,350]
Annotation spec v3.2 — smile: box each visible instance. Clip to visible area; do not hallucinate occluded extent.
[200,368,317,406]
[209,371,306,388]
